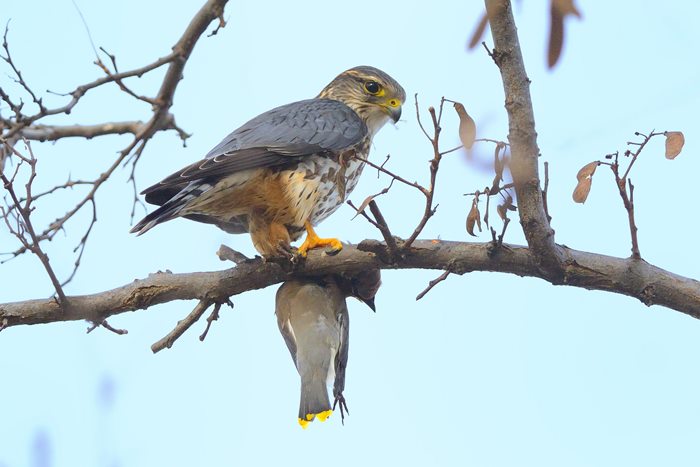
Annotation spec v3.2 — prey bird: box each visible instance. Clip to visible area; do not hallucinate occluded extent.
[275,270,381,427]
[131,66,405,258]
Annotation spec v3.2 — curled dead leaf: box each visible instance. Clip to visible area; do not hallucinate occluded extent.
[665,131,685,159]
[572,177,592,203]
[497,204,507,221]
[350,183,393,219]
[553,0,582,17]
[466,199,482,236]
[548,0,582,69]
[454,102,476,150]
[351,194,375,220]
[576,161,599,181]
[467,12,489,50]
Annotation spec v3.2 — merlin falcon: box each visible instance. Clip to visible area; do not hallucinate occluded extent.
[131,66,405,257]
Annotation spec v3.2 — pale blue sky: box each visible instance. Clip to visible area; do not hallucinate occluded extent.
[2,1,700,466]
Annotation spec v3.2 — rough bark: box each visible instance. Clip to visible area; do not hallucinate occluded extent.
[3,240,700,329]
[486,0,567,275]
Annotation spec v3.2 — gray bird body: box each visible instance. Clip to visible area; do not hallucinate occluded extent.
[276,278,349,426]
[275,271,380,427]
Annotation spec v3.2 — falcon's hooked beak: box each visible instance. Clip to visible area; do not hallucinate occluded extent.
[384,98,402,123]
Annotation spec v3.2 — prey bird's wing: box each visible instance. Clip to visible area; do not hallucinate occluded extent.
[142,98,366,204]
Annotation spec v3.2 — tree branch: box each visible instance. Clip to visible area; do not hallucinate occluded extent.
[486,0,565,274]
[14,119,180,142]
[3,241,700,331]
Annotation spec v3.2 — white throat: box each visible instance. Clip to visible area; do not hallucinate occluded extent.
[365,112,392,138]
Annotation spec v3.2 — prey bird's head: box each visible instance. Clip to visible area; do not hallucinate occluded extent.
[318,66,405,136]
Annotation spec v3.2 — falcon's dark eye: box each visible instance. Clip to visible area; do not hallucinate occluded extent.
[364,81,381,95]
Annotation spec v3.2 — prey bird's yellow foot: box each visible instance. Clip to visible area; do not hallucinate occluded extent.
[297,222,343,257]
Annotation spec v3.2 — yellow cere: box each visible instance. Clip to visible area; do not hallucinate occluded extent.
[387,98,401,108]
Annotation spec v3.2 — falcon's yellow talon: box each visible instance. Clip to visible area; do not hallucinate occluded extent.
[297,222,342,257]
[298,418,310,429]
[316,410,332,422]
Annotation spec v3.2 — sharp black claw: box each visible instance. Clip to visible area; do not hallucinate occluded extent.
[325,247,342,256]
[332,394,349,425]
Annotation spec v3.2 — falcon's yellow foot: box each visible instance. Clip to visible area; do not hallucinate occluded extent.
[297,222,342,257]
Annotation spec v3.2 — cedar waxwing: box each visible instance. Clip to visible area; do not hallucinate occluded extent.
[275,270,381,428]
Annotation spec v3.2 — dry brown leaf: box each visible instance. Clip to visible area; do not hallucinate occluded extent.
[351,194,375,220]
[665,131,685,159]
[576,161,599,181]
[468,12,489,50]
[466,200,482,236]
[572,178,592,203]
[553,0,582,17]
[497,204,507,221]
[454,102,476,150]
[351,183,392,219]
[548,0,582,69]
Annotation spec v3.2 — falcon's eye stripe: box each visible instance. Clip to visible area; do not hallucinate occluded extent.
[364,81,381,95]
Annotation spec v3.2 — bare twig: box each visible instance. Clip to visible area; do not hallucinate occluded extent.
[490,218,511,252]
[2,22,45,112]
[403,99,447,250]
[416,270,451,300]
[86,318,128,335]
[354,155,427,195]
[543,161,551,222]
[217,244,251,264]
[350,180,395,220]
[347,200,382,230]
[199,302,225,341]
[627,178,639,258]
[97,47,159,106]
[604,130,664,259]
[1,142,67,305]
[152,300,213,353]
[1,0,228,285]
[17,121,150,142]
[368,200,400,259]
[621,130,663,181]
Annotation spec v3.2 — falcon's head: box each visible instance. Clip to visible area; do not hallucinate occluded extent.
[318,66,406,136]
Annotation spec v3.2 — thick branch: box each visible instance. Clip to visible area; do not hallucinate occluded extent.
[15,120,165,142]
[3,241,700,329]
[153,0,228,114]
[486,0,565,274]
